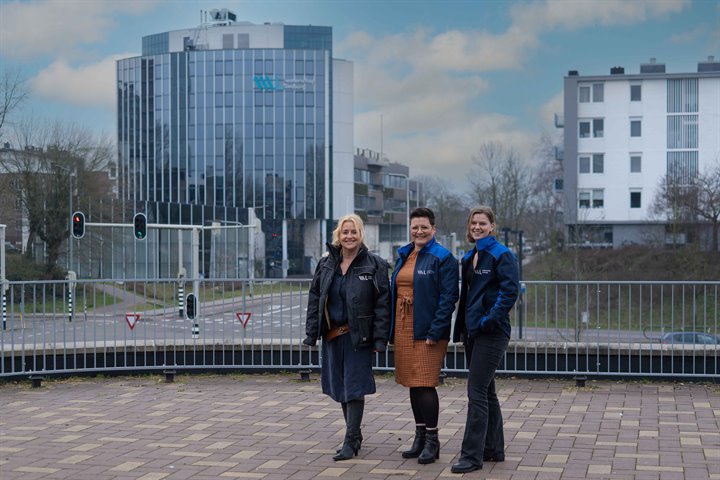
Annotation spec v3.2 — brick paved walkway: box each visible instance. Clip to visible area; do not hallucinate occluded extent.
[1,374,718,479]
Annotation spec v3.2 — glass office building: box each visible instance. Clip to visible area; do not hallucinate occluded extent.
[117,12,354,276]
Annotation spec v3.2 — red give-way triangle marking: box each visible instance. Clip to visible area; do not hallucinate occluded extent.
[236,312,251,327]
[125,313,141,330]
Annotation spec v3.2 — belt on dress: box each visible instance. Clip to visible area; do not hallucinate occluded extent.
[324,323,350,341]
[398,296,413,313]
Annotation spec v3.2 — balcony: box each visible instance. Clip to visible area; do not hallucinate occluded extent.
[554,113,564,128]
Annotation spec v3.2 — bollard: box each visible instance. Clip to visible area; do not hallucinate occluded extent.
[29,375,44,388]
[164,369,176,383]
[178,284,184,318]
[67,290,73,322]
[299,369,311,382]
[574,375,587,388]
[2,293,6,331]
[439,372,447,385]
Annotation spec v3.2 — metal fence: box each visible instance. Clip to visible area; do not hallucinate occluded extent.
[1,279,718,379]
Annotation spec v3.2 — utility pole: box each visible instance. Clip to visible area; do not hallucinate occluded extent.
[1,224,7,330]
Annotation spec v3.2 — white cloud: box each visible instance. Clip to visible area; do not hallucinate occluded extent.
[340,0,693,185]
[0,0,158,58]
[374,114,538,183]
[510,0,691,32]
[30,54,135,109]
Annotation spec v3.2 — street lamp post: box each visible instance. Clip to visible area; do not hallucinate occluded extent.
[405,175,410,244]
[68,173,73,271]
[395,173,410,245]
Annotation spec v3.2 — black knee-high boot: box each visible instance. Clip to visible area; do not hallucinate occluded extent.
[333,399,363,461]
[418,428,440,464]
[336,402,364,454]
[402,425,426,458]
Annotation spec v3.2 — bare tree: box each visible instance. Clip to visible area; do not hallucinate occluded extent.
[415,175,469,238]
[0,67,29,140]
[651,158,720,251]
[468,141,533,231]
[0,116,115,272]
[524,132,565,249]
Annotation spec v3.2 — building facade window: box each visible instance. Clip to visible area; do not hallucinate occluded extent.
[667,78,698,113]
[630,84,642,101]
[383,174,407,189]
[579,156,590,173]
[579,154,604,174]
[578,189,604,209]
[630,191,641,208]
[667,114,698,149]
[579,118,603,138]
[578,83,604,103]
[579,121,590,138]
[354,168,369,183]
[579,85,590,103]
[578,191,590,208]
[592,154,604,173]
[593,118,604,137]
[630,119,642,137]
[592,83,604,102]
[667,151,698,186]
[630,155,642,173]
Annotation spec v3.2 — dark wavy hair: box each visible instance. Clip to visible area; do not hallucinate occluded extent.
[410,207,435,226]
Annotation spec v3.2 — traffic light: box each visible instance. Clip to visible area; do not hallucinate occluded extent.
[133,213,147,240]
[71,211,85,239]
[185,293,197,320]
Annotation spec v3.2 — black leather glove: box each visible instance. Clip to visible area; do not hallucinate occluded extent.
[302,336,316,347]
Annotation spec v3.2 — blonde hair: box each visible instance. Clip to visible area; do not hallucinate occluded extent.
[331,214,365,247]
[465,206,497,243]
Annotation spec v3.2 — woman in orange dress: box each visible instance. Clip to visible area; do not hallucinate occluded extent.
[391,207,459,464]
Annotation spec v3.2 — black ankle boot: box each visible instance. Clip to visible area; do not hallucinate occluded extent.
[418,429,439,464]
[333,435,360,461]
[402,426,426,458]
[451,459,481,473]
[336,431,362,453]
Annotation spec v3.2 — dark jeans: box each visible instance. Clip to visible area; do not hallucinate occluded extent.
[459,331,509,466]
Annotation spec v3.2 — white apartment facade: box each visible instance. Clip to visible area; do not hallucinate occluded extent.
[561,57,720,249]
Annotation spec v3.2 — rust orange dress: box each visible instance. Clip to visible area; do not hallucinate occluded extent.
[394,250,449,387]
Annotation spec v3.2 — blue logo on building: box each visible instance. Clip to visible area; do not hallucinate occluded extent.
[254,76,284,91]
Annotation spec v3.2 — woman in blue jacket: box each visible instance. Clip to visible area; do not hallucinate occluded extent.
[391,207,459,465]
[451,206,519,474]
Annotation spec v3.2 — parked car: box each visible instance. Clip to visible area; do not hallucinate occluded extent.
[660,331,720,345]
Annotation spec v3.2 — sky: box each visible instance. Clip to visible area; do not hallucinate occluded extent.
[1,0,718,185]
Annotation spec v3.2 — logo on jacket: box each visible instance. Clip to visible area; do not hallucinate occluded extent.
[474,268,491,275]
[358,275,373,281]
[417,270,435,275]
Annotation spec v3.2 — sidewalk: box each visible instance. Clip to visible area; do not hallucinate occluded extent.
[1,374,718,479]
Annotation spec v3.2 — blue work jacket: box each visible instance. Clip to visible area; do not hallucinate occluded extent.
[453,236,519,341]
[390,237,459,342]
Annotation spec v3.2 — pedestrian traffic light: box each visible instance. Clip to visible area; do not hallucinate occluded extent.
[133,213,147,240]
[71,211,85,239]
[185,293,197,320]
